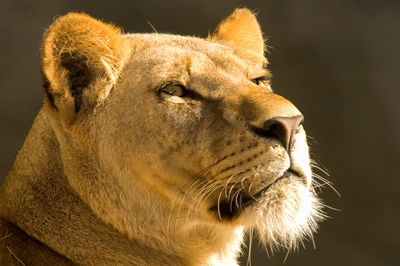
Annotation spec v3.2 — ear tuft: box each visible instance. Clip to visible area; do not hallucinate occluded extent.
[208,9,267,65]
[41,13,130,114]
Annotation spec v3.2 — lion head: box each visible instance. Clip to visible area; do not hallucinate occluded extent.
[40,9,323,263]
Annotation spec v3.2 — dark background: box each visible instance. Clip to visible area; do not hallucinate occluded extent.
[1,1,399,265]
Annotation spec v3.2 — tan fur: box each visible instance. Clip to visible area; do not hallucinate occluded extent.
[42,13,131,125]
[208,9,267,66]
[0,9,323,265]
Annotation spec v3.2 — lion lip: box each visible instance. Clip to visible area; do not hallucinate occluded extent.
[208,169,299,220]
[242,169,298,207]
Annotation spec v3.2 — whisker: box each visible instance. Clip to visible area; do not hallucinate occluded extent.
[230,187,242,211]
[189,179,216,215]
[228,181,239,201]
[310,229,316,250]
[313,174,340,197]
[310,158,329,174]
[248,182,257,200]
[238,192,244,213]
[312,173,333,186]
[246,228,253,266]
[241,176,249,190]
[217,185,224,220]
[194,181,220,213]
[320,202,341,212]
[177,179,209,226]
[283,247,291,263]
[224,174,237,198]
[146,20,158,33]
[311,163,330,177]
[234,188,244,208]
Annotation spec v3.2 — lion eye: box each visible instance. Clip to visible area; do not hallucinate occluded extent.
[160,84,186,97]
[252,76,270,87]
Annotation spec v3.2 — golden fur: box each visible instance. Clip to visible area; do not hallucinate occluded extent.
[0,9,323,265]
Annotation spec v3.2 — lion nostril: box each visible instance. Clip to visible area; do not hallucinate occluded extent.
[250,115,303,150]
[263,115,303,150]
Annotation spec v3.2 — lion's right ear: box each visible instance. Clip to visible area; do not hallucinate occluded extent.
[41,13,130,118]
[208,9,266,66]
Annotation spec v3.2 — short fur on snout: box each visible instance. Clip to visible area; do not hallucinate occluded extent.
[0,9,323,265]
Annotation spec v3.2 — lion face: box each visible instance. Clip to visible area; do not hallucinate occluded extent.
[41,10,322,253]
[90,35,322,250]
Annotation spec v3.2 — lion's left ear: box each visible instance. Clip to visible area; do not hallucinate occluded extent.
[41,13,130,118]
[208,9,267,65]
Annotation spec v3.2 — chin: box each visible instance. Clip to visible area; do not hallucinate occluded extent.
[251,176,323,252]
[209,172,324,252]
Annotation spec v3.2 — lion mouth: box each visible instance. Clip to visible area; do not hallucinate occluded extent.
[209,169,300,220]
[241,169,299,207]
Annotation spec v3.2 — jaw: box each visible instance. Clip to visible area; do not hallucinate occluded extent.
[205,175,324,252]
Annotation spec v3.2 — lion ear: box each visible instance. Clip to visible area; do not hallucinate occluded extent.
[208,9,267,65]
[41,13,130,116]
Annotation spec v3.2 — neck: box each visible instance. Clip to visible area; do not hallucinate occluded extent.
[0,109,244,265]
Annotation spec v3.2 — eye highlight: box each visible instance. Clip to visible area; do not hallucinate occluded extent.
[160,84,187,97]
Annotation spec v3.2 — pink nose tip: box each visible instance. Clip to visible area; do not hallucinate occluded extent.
[262,115,304,150]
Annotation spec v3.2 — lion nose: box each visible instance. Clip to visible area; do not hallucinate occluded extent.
[263,115,304,150]
[250,115,304,150]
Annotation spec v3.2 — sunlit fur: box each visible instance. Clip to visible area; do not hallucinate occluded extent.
[253,177,323,252]
[0,9,325,265]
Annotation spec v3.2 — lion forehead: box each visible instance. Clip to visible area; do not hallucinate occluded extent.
[123,33,252,73]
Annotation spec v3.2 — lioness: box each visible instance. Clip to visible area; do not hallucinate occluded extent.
[0,9,323,265]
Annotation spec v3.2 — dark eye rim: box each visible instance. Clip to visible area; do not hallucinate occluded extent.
[156,82,204,100]
[251,75,271,86]
[158,82,187,97]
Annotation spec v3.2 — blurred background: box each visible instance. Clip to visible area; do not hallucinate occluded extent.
[1,0,399,265]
